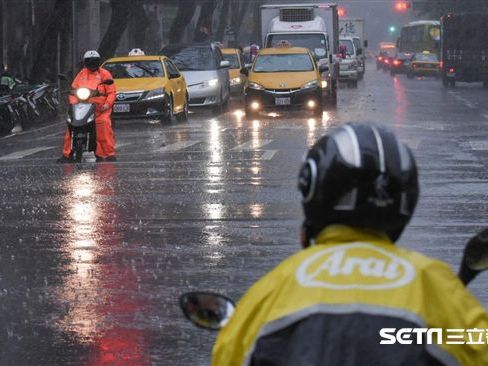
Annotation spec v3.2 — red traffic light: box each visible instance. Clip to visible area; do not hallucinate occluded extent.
[395,1,411,12]
[338,7,346,17]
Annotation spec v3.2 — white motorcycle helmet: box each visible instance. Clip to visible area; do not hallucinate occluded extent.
[83,50,101,71]
[129,48,145,56]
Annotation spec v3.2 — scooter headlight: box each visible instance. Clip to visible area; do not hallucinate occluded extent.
[76,88,91,101]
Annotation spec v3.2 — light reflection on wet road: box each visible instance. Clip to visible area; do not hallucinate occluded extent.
[1,63,488,364]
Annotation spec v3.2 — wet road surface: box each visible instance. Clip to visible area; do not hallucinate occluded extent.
[1,62,488,365]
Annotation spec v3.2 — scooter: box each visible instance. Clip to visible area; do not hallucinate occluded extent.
[179,228,488,330]
[61,77,114,162]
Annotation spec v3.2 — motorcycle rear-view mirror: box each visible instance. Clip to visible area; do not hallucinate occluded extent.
[179,291,235,331]
[459,228,488,285]
[102,79,114,85]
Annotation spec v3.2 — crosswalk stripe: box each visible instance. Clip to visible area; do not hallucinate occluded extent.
[233,139,273,151]
[469,141,488,151]
[116,142,131,149]
[0,146,55,160]
[158,140,200,152]
[261,150,278,160]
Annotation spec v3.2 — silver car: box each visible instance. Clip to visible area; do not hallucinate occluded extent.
[161,43,231,115]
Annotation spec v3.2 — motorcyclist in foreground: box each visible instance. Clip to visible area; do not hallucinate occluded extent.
[212,123,488,366]
[57,50,116,163]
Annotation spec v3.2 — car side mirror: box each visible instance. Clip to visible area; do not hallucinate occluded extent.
[357,48,363,56]
[179,292,235,331]
[319,64,329,73]
[102,79,114,85]
[240,67,249,76]
[459,228,488,285]
[364,40,368,48]
[220,60,230,68]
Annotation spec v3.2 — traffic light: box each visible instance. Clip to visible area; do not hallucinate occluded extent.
[389,26,397,33]
[338,7,346,18]
[395,1,411,12]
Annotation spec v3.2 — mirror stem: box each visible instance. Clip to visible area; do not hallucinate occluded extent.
[458,264,478,286]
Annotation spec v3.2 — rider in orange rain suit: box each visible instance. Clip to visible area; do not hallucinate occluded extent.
[60,50,116,162]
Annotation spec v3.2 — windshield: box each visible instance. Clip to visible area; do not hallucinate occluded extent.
[162,46,217,71]
[415,53,438,62]
[267,34,328,59]
[253,54,314,73]
[103,61,164,78]
[339,40,355,56]
[222,53,240,69]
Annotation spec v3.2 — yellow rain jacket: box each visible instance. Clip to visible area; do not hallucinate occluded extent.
[212,225,488,366]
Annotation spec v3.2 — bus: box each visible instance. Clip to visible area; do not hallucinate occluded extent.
[398,21,440,54]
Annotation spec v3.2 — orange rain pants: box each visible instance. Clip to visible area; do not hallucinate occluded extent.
[63,67,116,159]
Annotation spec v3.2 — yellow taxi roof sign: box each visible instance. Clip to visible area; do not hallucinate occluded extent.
[276,40,292,48]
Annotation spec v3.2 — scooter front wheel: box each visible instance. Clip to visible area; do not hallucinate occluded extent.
[74,138,84,162]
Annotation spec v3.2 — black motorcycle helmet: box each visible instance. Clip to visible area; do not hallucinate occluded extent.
[83,50,101,72]
[298,123,419,246]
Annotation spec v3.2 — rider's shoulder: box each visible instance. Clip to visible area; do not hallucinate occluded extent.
[99,67,113,78]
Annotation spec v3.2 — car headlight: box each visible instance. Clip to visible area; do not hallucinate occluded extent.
[230,77,242,86]
[302,80,319,89]
[76,88,91,101]
[199,78,219,88]
[321,80,328,89]
[248,82,264,90]
[143,88,166,101]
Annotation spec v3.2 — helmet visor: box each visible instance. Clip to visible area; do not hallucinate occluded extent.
[84,57,101,71]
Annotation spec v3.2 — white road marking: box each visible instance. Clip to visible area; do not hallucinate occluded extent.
[400,139,421,149]
[469,141,488,151]
[449,91,476,109]
[261,150,278,160]
[0,146,55,160]
[158,140,200,152]
[116,142,131,149]
[233,139,273,150]
[482,113,488,121]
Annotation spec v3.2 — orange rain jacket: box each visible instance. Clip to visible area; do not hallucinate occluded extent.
[63,67,117,158]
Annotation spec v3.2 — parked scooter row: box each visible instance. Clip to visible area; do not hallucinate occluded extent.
[0,82,59,135]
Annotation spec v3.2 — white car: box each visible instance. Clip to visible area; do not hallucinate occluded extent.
[339,37,359,88]
[161,43,231,115]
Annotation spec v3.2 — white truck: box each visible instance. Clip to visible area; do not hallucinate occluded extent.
[339,18,367,77]
[260,3,340,105]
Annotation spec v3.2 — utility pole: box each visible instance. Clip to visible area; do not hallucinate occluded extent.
[1,0,6,68]
[72,0,77,75]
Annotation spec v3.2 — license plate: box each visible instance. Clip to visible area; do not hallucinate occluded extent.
[275,97,291,106]
[114,103,130,113]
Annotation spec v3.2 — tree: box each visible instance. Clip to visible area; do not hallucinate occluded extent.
[30,0,71,82]
[98,0,146,59]
[193,0,217,42]
[169,0,197,44]
[215,0,231,41]
[230,0,250,40]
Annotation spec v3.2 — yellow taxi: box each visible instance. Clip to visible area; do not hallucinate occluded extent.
[241,46,326,118]
[103,55,188,122]
[406,51,440,79]
[221,48,246,95]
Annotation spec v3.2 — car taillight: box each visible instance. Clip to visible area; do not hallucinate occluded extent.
[393,60,401,66]
[385,60,389,64]
[449,67,455,73]
[378,56,383,61]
